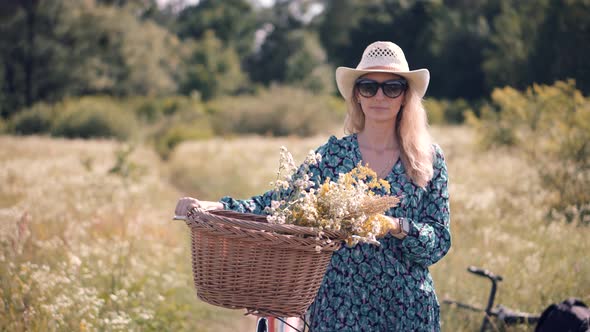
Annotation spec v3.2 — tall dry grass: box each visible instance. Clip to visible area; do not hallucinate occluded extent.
[2,125,589,331]
[0,136,255,331]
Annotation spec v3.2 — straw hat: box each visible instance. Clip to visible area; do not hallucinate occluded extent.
[336,41,430,100]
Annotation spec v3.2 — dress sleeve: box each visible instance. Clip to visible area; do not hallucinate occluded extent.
[397,145,451,267]
[219,191,273,215]
[219,137,336,215]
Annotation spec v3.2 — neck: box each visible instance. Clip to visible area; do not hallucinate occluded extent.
[358,119,398,151]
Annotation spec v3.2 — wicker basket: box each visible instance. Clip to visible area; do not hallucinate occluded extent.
[185,208,346,318]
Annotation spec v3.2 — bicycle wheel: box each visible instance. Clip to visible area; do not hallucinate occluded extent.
[256,317,268,332]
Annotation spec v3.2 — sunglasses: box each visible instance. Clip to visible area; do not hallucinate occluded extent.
[355,79,408,99]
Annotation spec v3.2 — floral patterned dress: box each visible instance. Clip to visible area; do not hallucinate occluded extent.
[220,134,451,332]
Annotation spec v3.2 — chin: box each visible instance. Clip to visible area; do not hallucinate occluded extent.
[365,110,398,120]
[365,115,397,124]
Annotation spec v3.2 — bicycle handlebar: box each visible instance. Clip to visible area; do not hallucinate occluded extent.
[468,266,503,282]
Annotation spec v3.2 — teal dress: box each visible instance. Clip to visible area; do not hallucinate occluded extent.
[220,134,451,332]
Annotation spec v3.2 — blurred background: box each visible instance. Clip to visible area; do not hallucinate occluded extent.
[0,0,588,331]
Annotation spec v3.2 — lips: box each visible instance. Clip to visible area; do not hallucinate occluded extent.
[370,106,390,111]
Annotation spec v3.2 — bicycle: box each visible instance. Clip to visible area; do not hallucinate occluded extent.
[443,266,541,332]
[256,316,309,332]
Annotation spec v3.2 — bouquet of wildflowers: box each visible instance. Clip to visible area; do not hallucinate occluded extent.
[265,147,400,248]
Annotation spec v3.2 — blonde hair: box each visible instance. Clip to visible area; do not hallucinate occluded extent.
[344,83,434,187]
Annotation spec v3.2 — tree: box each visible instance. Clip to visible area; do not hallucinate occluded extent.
[285,30,333,93]
[55,1,184,96]
[176,0,258,58]
[179,30,247,100]
[0,0,184,118]
[317,0,377,68]
[482,0,549,91]
[0,0,61,117]
[246,0,332,92]
[529,0,590,94]
[428,3,490,99]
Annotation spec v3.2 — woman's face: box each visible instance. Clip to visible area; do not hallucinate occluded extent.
[355,72,406,124]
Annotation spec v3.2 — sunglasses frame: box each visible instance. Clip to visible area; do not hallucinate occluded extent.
[355,78,408,99]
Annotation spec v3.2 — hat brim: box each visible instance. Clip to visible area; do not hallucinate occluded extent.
[336,67,430,100]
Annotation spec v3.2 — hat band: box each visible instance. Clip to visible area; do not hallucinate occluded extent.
[356,65,409,72]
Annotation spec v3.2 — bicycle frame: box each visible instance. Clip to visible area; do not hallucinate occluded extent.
[256,316,309,332]
[443,266,540,332]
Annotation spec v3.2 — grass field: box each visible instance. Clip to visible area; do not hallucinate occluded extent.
[1,125,589,331]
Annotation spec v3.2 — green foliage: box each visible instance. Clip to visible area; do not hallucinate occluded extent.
[179,31,247,101]
[319,0,491,99]
[0,0,184,116]
[249,26,333,93]
[61,1,184,97]
[482,0,549,90]
[317,0,361,67]
[2,0,589,122]
[108,144,146,181]
[208,85,344,137]
[427,3,490,99]
[469,80,590,223]
[0,1,65,117]
[424,98,474,125]
[135,101,161,124]
[134,95,203,123]
[51,97,139,141]
[284,31,334,94]
[529,0,590,94]
[424,100,445,125]
[7,103,55,135]
[175,0,257,59]
[152,108,214,160]
[317,0,589,100]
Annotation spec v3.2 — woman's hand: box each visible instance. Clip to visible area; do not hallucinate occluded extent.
[384,216,403,238]
[174,197,224,219]
[175,197,201,218]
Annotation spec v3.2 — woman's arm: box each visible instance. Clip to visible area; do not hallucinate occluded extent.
[174,197,223,217]
[394,145,451,267]
[219,190,275,215]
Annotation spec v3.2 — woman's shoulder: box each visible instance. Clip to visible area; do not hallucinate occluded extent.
[432,143,444,158]
[316,134,357,154]
[430,142,447,170]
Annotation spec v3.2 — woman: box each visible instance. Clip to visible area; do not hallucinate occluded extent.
[175,41,451,331]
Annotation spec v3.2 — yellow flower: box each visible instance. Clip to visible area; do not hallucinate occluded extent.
[267,149,400,246]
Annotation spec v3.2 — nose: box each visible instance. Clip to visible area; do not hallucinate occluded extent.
[374,86,387,99]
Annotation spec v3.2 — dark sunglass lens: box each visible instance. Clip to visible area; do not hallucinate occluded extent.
[383,82,406,98]
[358,82,379,97]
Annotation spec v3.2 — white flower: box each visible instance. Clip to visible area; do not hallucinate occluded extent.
[68,254,82,267]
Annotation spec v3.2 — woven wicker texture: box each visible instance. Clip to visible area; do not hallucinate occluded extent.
[185,208,346,317]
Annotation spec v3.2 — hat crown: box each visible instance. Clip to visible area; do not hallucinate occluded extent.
[357,41,409,71]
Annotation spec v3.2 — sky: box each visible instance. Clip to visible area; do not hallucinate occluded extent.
[155,0,275,10]
[154,0,323,25]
